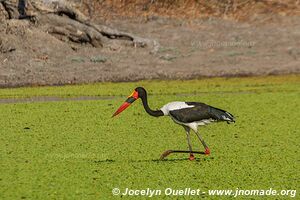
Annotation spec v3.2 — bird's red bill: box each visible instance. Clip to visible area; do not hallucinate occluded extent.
[112,102,131,117]
[112,90,139,117]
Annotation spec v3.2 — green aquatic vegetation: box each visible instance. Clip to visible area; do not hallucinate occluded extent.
[0,75,299,199]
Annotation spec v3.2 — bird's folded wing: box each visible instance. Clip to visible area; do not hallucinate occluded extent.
[169,103,211,123]
[169,102,234,123]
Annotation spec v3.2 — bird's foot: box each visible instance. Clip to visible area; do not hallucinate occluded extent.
[160,150,173,160]
[189,154,195,161]
[205,148,210,155]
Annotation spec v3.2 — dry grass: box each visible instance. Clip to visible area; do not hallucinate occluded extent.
[79,0,300,21]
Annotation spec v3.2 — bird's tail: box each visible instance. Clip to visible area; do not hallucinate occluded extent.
[210,107,235,123]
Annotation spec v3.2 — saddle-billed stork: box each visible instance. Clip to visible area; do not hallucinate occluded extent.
[112,87,235,160]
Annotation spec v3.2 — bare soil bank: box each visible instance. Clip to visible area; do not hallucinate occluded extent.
[0,2,300,87]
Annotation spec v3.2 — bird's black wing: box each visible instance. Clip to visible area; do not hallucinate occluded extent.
[169,102,235,123]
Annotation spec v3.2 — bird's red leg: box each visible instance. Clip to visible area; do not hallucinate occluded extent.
[185,128,195,161]
[194,131,211,155]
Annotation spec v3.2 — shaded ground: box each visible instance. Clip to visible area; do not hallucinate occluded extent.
[0,2,300,87]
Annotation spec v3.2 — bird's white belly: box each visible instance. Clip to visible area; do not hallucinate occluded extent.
[195,119,215,126]
[170,115,215,132]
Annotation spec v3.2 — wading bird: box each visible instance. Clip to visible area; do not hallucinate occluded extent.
[112,87,235,160]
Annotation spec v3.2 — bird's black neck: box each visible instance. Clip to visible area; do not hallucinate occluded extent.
[140,93,164,117]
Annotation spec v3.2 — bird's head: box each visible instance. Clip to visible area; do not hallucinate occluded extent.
[112,87,146,117]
